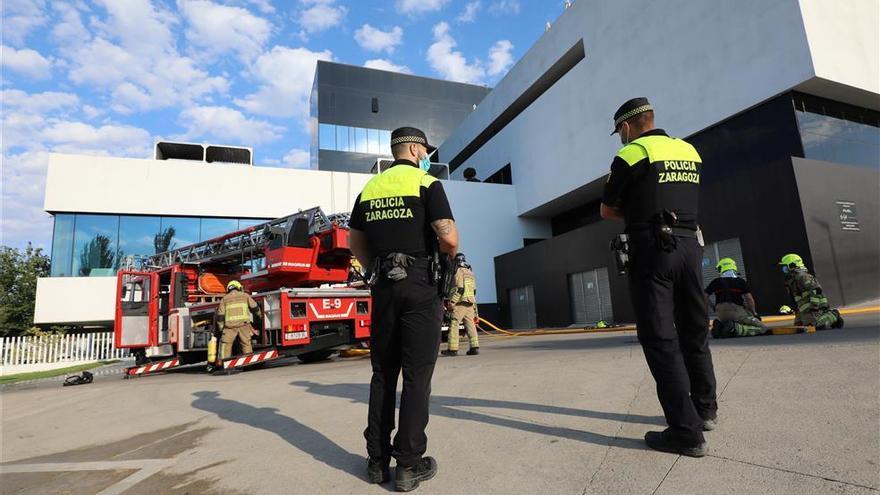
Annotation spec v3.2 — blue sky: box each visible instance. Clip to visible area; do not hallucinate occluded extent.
[1,0,569,251]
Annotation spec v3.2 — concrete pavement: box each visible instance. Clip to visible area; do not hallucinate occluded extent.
[2,314,878,494]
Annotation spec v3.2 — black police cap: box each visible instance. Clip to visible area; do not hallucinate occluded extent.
[390,126,436,153]
[611,97,653,135]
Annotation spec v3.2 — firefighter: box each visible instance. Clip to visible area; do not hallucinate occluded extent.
[780,253,844,329]
[442,253,479,356]
[348,126,458,491]
[705,258,769,338]
[600,97,717,457]
[216,280,261,360]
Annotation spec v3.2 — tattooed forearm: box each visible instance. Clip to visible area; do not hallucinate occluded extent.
[432,219,453,236]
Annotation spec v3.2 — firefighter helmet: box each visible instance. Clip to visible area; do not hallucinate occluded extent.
[779,305,793,315]
[226,280,243,292]
[716,257,738,274]
[779,253,804,269]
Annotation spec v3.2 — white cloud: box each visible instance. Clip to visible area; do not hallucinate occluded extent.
[1,0,48,46]
[90,0,177,57]
[427,22,485,84]
[456,1,480,23]
[178,0,272,61]
[235,45,333,120]
[396,0,449,15]
[426,23,516,84]
[40,121,153,155]
[53,0,229,113]
[0,45,52,79]
[1,90,78,114]
[489,0,520,15]
[354,24,403,54]
[364,59,412,74]
[1,150,53,249]
[487,39,514,76]
[299,0,346,34]
[177,106,284,145]
[282,148,310,169]
[51,2,91,46]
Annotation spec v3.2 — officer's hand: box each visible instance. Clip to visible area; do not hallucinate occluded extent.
[474,316,480,325]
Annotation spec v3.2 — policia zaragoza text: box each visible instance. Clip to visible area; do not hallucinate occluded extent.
[364,196,415,222]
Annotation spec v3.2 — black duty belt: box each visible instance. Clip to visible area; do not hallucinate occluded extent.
[626,225,698,238]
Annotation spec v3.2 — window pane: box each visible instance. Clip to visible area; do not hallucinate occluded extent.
[118,216,161,266]
[238,218,267,230]
[72,214,119,276]
[379,129,391,154]
[367,128,380,154]
[355,127,368,153]
[50,214,75,276]
[336,125,349,152]
[158,217,200,252]
[319,123,336,150]
[200,218,239,241]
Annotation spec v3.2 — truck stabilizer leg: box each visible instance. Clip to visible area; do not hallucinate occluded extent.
[125,358,181,378]
[220,349,279,371]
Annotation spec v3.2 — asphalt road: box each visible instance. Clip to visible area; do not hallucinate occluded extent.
[2,314,878,494]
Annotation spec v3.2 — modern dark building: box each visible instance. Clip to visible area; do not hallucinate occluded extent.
[309,61,491,173]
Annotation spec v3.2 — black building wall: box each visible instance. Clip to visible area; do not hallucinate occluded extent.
[313,61,490,173]
[793,157,880,307]
[690,93,812,314]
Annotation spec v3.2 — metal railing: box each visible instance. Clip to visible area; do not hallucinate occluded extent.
[0,333,128,366]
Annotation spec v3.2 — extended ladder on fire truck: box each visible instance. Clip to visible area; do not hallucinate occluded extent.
[117,207,371,378]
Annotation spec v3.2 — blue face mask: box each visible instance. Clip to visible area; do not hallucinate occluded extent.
[782,266,790,275]
[419,155,431,172]
[721,270,737,278]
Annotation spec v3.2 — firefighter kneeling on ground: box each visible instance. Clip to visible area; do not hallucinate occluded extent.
[705,258,769,338]
[216,280,262,360]
[442,253,479,357]
[780,253,844,330]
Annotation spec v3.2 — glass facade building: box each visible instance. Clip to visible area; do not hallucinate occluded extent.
[318,123,392,155]
[50,214,270,277]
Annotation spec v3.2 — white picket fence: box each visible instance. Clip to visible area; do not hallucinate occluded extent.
[0,332,128,367]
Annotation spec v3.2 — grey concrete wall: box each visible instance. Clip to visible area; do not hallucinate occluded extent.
[793,157,880,307]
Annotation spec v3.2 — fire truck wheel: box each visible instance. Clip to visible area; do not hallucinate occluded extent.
[297,349,335,364]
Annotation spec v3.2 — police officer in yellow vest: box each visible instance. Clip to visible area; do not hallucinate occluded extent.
[601,98,717,457]
[442,253,479,356]
[349,126,458,491]
[216,280,261,359]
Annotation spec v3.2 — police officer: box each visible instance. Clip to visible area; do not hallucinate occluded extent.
[780,253,844,329]
[216,280,261,360]
[600,98,718,457]
[705,258,769,338]
[348,126,459,491]
[441,253,480,356]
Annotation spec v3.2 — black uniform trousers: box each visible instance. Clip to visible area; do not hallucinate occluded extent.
[627,234,718,444]
[364,260,442,467]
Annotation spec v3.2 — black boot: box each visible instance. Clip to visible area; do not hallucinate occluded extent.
[395,457,437,492]
[466,347,479,356]
[441,349,458,357]
[644,430,708,457]
[832,310,844,329]
[367,457,390,484]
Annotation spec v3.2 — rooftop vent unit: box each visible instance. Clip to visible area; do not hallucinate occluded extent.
[154,141,253,165]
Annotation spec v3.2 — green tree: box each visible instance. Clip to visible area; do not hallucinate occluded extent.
[78,234,115,276]
[0,244,51,337]
[154,226,175,254]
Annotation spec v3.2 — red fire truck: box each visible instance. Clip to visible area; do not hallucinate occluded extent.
[114,207,371,377]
